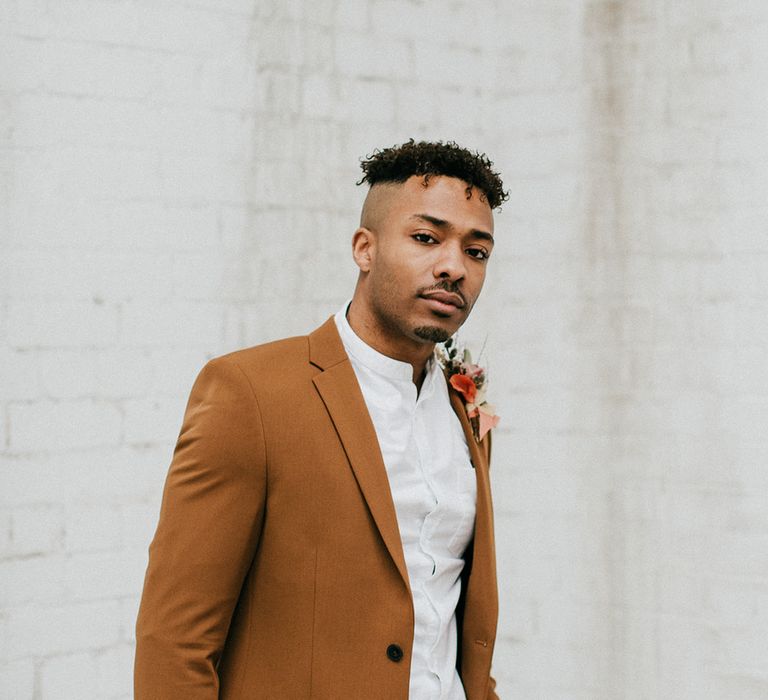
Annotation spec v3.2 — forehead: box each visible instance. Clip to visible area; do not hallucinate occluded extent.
[384,175,494,232]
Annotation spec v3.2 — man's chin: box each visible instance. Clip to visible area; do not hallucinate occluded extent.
[413,325,452,343]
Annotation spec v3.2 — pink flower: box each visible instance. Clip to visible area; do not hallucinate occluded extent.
[478,405,500,441]
[464,363,485,381]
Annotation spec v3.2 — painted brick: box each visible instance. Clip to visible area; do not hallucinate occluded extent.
[7,248,100,301]
[0,555,67,606]
[6,301,119,349]
[39,652,97,700]
[119,596,142,644]
[107,202,219,253]
[4,193,112,252]
[335,79,397,125]
[122,396,186,446]
[0,507,9,554]
[1,601,122,658]
[4,0,52,37]
[45,41,161,99]
[120,502,161,550]
[333,32,411,79]
[2,1,768,697]
[432,87,486,132]
[255,0,303,23]
[119,300,225,348]
[8,400,122,453]
[152,106,230,156]
[198,57,255,110]
[393,82,440,131]
[301,0,340,27]
[499,89,585,133]
[34,349,100,399]
[9,94,148,150]
[45,1,142,46]
[413,43,485,88]
[373,0,497,46]
[302,74,335,119]
[0,37,48,92]
[60,446,170,503]
[157,150,247,203]
[65,504,123,553]
[170,252,236,302]
[143,347,210,397]
[0,658,35,700]
[0,455,61,507]
[142,6,250,56]
[334,0,370,30]
[256,21,304,69]
[93,348,155,400]
[95,644,134,698]
[0,349,41,400]
[64,550,147,601]
[7,504,64,557]
[297,24,335,72]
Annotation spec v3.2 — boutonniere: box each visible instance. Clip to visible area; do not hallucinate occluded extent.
[437,337,500,442]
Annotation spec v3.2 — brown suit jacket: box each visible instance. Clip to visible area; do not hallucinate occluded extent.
[134,317,499,699]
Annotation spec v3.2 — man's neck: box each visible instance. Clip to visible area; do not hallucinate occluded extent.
[345,302,434,389]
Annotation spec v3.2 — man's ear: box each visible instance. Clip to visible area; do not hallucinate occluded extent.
[351,227,375,272]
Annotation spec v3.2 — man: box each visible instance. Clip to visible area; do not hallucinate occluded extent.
[134,140,507,699]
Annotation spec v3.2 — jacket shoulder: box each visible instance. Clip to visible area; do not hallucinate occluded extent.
[214,334,309,374]
[196,336,313,407]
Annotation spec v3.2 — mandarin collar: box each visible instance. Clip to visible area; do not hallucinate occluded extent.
[334,301,441,394]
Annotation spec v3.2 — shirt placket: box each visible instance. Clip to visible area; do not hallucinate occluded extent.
[412,391,450,697]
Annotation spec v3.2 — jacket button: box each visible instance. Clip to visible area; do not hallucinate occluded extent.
[386,644,404,662]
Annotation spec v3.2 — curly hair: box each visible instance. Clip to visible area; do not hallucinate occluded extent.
[358,139,508,210]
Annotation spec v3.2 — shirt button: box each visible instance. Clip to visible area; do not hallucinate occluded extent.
[386,644,404,662]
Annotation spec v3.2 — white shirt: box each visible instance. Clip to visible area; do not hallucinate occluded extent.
[334,304,477,700]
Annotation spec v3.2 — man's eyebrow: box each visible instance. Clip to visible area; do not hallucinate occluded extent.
[469,229,495,245]
[410,213,494,245]
[411,213,449,228]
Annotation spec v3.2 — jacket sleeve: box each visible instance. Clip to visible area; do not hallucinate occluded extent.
[134,357,267,699]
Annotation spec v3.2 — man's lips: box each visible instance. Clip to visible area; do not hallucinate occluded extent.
[419,290,466,309]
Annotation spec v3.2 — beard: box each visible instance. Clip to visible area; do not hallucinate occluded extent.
[413,325,451,343]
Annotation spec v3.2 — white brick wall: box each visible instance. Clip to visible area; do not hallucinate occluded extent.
[2,0,768,698]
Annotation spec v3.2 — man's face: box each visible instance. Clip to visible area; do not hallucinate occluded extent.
[357,174,495,346]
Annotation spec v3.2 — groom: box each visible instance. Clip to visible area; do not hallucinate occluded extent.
[134,140,507,699]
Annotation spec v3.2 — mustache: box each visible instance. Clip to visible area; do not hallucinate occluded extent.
[417,280,466,306]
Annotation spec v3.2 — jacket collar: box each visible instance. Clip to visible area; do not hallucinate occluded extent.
[308,316,349,371]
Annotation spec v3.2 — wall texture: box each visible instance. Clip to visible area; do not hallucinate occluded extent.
[1,1,767,698]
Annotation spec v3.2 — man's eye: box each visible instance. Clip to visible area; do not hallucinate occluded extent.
[413,232,436,243]
[467,248,489,260]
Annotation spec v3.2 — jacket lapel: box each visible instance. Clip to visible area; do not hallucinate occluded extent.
[448,387,498,641]
[309,317,410,592]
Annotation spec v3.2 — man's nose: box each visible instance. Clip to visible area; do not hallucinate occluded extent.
[433,242,466,280]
